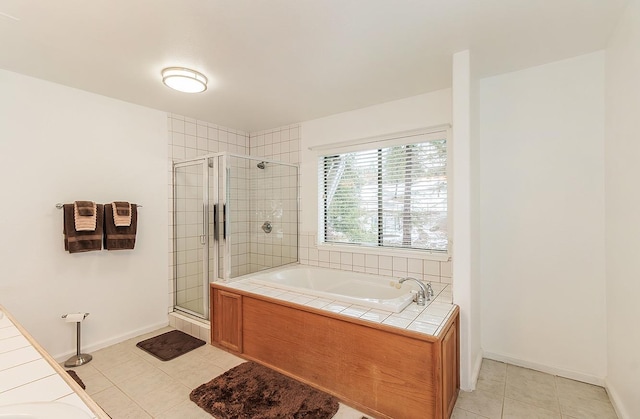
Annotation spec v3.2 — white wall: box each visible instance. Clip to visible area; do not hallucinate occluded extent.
[479,52,607,383]
[605,0,640,416]
[451,50,483,390]
[469,52,483,390]
[0,69,169,359]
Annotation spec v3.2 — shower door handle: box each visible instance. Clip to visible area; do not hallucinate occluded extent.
[223,204,226,240]
[213,204,218,241]
[212,204,225,241]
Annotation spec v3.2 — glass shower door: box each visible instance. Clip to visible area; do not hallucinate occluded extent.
[173,160,209,317]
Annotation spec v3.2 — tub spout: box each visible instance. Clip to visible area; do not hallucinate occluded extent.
[398,277,432,306]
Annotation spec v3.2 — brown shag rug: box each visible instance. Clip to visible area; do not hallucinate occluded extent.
[190,361,340,419]
[136,330,205,361]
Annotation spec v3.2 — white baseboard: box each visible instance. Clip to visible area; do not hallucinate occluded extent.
[605,378,630,419]
[482,351,605,386]
[460,349,484,391]
[52,319,169,363]
[469,350,484,390]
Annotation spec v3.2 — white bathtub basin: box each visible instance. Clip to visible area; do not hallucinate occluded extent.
[0,402,91,419]
[246,265,417,313]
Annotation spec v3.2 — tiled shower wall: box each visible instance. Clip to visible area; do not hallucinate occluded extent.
[248,126,301,273]
[224,156,299,277]
[249,125,301,165]
[248,162,298,273]
[226,156,251,277]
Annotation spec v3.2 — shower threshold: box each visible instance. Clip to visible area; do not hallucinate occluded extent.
[169,311,211,343]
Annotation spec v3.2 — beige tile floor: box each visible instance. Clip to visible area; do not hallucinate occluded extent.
[453,359,618,419]
[66,327,618,419]
[65,326,366,418]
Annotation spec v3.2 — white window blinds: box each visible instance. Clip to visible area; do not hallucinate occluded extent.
[319,132,448,252]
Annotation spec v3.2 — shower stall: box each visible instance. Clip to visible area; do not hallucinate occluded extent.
[172,152,298,319]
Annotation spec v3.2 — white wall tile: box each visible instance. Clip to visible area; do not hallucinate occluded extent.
[441,261,452,278]
[318,250,330,263]
[185,122,197,136]
[365,254,378,268]
[172,119,185,134]
[379,256,393,270]
[197,124,207,138]
[408,258,423,274]
[393,257,408,272]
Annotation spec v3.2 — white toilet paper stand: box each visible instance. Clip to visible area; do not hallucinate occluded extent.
[62,313,92,367]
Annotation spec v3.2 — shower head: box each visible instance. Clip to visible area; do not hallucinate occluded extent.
[257,161,266,169]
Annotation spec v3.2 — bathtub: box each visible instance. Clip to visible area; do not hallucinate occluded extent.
[245,265,417,313]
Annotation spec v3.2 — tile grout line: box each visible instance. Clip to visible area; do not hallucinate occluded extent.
[554,375,563,417]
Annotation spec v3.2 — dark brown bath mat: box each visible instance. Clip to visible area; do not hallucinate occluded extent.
[136,330,205,361]
[190,361,340,419]
[66,370,86,389]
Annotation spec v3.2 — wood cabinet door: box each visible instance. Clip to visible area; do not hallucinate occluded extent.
[213,289,243,353]
[441,320,459,418]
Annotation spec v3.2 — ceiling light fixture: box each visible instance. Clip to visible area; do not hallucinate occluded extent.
[161,67,208,93]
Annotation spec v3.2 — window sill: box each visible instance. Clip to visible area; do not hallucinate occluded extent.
[315,242,451,262]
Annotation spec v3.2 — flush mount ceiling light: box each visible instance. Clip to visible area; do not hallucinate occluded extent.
[161,67,208,93]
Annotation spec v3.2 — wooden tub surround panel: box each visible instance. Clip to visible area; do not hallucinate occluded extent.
[210,283,460,419]
[212,288,243,352]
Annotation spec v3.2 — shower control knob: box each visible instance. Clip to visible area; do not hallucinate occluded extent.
[261,221,273,234]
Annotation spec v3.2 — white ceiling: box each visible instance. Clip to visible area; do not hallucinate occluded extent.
[0,1,628,132]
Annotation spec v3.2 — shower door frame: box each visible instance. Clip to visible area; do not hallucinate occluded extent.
[217,155,230,281]
[172,157,213,319]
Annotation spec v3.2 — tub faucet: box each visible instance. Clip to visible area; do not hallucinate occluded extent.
[398,277,433,306]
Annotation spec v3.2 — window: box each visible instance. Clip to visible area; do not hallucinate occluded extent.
[319,131,448,252]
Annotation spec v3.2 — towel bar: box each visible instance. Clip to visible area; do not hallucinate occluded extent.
[56,203,142,209]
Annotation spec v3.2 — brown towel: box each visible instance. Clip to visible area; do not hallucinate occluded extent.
[74,201,97,231]
[114,201,130,216]
[75,201,95,216]
[63,204,103,253]
[112,202,132,227]
[104,204,137,250]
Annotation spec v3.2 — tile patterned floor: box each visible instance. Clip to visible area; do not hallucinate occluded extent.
[453,359,618,419]
[66,327,618,418]
[65,327,366,418]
